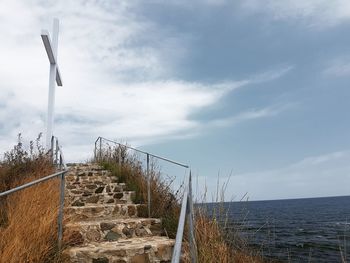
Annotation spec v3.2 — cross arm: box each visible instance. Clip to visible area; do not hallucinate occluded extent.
[41,30,62,86]
[41,30,56,64]
[56,66,62,86]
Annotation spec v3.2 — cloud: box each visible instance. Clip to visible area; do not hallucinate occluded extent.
[230,150,350,200]
[208,103,293,128]
[240,0,350,28]
[0,0,293,162]
[323,57,350,77]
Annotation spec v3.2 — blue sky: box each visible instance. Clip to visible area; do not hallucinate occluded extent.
[0,0,350,200]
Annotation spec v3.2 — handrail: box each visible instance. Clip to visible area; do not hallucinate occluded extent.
[95,136,189,218]
[0,135,67,250]
[0,170,66,197]
[96,136,189,168]
[94,136,197,262]
[172,171,197,263]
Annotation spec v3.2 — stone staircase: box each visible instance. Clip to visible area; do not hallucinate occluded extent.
[63,163,175,263]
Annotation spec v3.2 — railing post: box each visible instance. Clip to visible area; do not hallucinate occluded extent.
[59,155,63,170]
[58,172,65,251]
[94,138,97,160]
[55,139,59,167]
[50,136,54,159]
[147,153,150,218]
[118,145,122,168]
[99,137,102,162]
[187,171,197,263]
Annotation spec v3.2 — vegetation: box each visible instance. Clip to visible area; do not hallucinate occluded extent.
[97,143,265,263]
[0,134,61,263]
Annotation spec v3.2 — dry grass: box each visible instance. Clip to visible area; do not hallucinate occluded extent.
[0,135,61,263]
[99,144,181,238]
[98,143,265,263]
[184,207,264,263]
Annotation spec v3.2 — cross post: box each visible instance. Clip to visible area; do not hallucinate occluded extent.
[41,18,63,149]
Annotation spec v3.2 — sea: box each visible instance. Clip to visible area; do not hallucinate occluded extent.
[206,195,350,262]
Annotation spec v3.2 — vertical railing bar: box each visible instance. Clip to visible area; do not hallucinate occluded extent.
[147,153,151,218]
[171,185,189,263]
[57,171,66,251]
[50,136,54,160]
[60,154,63,170]
[99,136,102,162]
[55,139,59,167]
[94,137,97,160]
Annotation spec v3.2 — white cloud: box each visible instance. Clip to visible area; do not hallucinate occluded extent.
[208,103,292,128]
[240,0,350,28]
[0,0,292,162]
[323,57,350,77]
[229,150,350,200]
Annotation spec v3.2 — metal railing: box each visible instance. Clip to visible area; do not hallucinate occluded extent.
[94,136,197,262]
[171,171,197,263]
[94,136,189,218]
[0,136,67,250]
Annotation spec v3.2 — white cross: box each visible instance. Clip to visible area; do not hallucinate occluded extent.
[41,18,63,148]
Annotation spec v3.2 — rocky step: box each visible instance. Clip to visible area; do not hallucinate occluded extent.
[62,236,174,263]
[65,204,148,221]
[65,172,119,185]
[64,218,164,245]
[67,191,136,206]
[67,163,106,172]
[66,181,127,195]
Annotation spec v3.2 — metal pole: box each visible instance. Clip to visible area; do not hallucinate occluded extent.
[147,153,151,218]
[55,139,59,166]
[99,137,102,161]
[45,19,59,148]
[50,136,54,160]
[188,171,197,263]
[94,139,97,160]
[171,186,189,263]
[60,155,63,170]
[58,172,65,250]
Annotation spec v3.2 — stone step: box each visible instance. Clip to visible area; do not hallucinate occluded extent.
[64,218,164,245]
[67,163,105,171]
[65,204,148,221]
[65,171,118,184]
[63,236,174,263]
[66,181,127,195]
[67,191,136,206]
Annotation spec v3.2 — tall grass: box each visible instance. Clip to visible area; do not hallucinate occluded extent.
[0,134,61,263]
[98,143,181,238]
[97,143,264,263]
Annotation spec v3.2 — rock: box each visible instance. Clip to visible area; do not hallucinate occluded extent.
[107,198,115,204]
[71,200,85,207]
[95,186,105,193]
[104,231,121,241]
[92,258,109,263]
[130,254,150,263]
[100,222,116,231]
[128,205,136,216]
[71,190,83,195]
[86,229,101,242]
[114,192,124,199]
[86,196,100,203]
[122,227,133,238]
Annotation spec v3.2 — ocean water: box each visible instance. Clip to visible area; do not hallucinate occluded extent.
[206,196,350,262]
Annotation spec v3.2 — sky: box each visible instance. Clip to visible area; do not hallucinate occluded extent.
[0,0,350,201]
